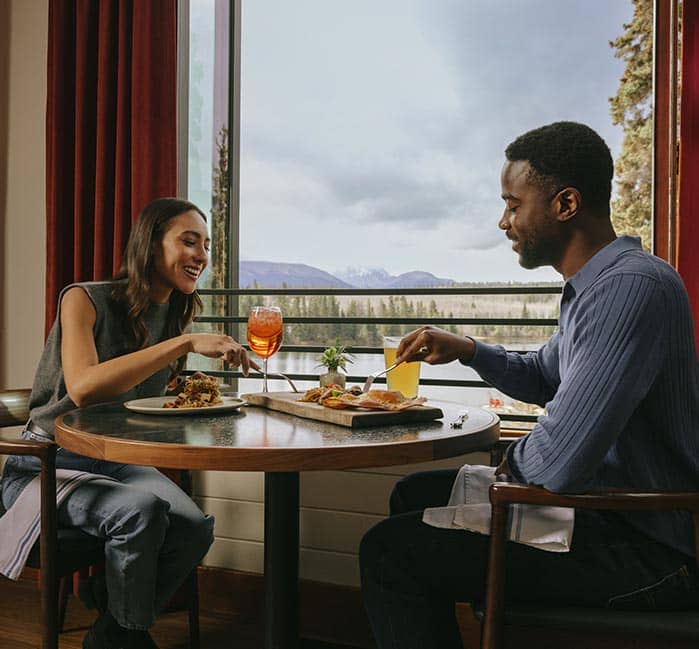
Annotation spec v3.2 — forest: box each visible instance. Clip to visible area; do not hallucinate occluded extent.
[202,288,560,348]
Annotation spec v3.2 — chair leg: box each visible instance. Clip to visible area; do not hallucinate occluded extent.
[482,503,509,649]
[40,448,58,649]
[58,575,72,632]
[187,569,200,649]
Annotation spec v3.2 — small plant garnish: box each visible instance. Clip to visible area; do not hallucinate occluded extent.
[317,344,354,372]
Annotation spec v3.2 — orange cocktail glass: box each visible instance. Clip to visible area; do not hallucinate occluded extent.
[247,306,283,391]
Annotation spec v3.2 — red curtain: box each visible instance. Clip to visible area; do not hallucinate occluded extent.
[678,1,699,348]
[45,0,177,336]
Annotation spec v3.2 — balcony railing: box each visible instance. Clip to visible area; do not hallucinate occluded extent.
[192,285,563,425]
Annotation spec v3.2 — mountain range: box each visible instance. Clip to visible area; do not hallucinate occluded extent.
[239,261,456,289]
[335,267,456,288]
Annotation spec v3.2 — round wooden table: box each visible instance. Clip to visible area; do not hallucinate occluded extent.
[56,399,499,649]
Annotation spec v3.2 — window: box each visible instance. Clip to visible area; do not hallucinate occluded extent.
[182,0,657,413]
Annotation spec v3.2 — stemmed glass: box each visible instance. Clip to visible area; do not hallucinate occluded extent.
[247,306,284,392]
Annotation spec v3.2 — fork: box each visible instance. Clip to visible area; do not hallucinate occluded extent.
[449,409,469,429]
[252,368,299,393]
[362,361,401,393]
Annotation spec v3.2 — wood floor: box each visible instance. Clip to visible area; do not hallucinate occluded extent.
[0,577,357,649]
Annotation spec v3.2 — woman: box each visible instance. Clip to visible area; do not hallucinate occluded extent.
[1,198,252,649]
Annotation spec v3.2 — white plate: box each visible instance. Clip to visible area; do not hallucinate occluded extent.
[123,396,246,415]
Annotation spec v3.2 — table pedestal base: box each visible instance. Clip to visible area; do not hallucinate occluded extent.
[264,471,300,649]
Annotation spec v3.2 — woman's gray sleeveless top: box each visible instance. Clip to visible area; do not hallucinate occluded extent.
[29,281,172,437]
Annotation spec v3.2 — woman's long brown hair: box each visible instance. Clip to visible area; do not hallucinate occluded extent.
[112,197,206,380]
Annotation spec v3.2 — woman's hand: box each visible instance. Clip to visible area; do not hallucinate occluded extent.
[395,326,476,366]
[188,334,259,375]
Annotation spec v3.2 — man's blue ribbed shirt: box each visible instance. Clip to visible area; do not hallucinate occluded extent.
[469,236,699,557]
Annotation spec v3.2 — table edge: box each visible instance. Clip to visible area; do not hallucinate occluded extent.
[54,405,500,471]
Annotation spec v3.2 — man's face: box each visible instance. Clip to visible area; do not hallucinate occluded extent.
[499,160,560,269]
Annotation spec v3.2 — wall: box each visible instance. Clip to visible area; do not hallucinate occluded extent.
[0,0,48,390]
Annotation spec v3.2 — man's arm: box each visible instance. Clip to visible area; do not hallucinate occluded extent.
[468,335,561,407]
[395,325,561,407]
[507,273,668,492]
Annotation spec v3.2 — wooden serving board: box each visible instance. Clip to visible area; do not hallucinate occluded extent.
[241,391,444,428]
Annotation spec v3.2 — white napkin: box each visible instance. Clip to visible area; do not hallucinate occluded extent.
[422,464,574,552]
[0,469,113,580]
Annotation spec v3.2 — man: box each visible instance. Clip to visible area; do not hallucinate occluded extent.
[359,122,699,649]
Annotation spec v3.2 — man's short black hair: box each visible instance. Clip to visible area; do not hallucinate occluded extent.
[505,122,614,216]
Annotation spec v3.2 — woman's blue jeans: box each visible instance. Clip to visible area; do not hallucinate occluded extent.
[359,469,699,649]
[2,445,214,630]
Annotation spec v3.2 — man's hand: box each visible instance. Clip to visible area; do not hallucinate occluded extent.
[395,326,476,366]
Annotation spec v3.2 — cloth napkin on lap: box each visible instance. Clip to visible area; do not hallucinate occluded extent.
[0,469,113,580]
[422,464,574,552]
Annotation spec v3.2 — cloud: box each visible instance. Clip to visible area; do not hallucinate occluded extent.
[242,144,504,235]
[236,0,634,278]
[417,0,632,154]
[342,181,464,226]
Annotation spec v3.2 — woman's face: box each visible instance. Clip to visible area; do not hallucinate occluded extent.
[149,210,210,302]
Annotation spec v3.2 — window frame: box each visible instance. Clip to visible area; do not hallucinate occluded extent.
[652,0,680,264]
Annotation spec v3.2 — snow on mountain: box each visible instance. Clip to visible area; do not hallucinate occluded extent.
[335,267,456,289]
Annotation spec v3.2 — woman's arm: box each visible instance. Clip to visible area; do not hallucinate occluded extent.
[60,287,253,407]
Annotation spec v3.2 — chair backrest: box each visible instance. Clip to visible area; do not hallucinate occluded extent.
[481,484,699,649]
[0,389,31,508]
[0,389,31,428]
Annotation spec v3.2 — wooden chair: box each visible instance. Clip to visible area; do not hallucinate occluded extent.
[479,481,699,649]
[0,389,101,649]
[0,389,200,649]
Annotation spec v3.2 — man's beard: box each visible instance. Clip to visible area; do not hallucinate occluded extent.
[516,232,556,269]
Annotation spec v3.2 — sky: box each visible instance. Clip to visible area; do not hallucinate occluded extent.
[191,0,636,284]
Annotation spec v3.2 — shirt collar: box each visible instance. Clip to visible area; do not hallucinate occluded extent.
[565,235,642,297]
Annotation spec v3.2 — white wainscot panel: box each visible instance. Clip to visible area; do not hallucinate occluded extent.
[301,471,398,515]
[300,509,382,554]
[191,454,491,506]
[197,497,382,555]
[203,538,362,588]
[202,537,263,573]
[192,470,263,501]
[195,497,264,542]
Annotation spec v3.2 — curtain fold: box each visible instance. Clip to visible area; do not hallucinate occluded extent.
[678,1,699,348]
[46,0,177,336]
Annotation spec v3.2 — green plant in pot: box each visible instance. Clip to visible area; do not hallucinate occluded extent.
[317,344,353,388]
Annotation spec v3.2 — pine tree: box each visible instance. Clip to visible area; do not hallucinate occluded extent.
[344,299,360,344]
[206,126,229,334]
[330,295,342,340]
[609,0,653,250]
[366,300,379,346]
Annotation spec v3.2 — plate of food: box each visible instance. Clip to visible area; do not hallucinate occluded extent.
[124,375,246,415]
[299,384,427,411]
[124,396,246,415]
